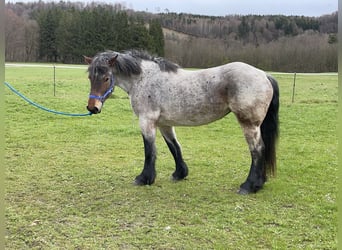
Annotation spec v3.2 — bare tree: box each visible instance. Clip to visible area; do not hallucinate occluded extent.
[5,9,25,61]
[23,20,39,61]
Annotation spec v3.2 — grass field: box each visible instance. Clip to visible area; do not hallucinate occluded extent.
[5,64,337,249]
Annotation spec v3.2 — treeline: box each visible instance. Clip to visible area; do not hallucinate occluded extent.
[160,12,337,72]
[5,2,164,63]
[5,2,338,72]
[164,28,337,72]
[159,12,337,44]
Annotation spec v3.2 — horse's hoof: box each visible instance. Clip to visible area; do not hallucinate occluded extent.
[239,180,263,194]
[237,188,251,195]
[171,167,188,181]
[170,175,187,182]
[133,179,144,186]
[134,175,155,186]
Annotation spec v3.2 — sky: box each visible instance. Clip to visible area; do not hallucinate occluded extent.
[5,0,338,17]
[122,0,337,17]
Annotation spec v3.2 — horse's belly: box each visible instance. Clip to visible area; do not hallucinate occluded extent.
[158,103,230,126]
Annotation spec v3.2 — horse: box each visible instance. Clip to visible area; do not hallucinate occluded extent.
[84,50,279,194]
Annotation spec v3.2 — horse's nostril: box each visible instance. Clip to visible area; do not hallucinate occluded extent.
[87,106,99,114]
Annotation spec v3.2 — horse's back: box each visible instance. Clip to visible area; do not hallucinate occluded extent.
[221,62,269,85]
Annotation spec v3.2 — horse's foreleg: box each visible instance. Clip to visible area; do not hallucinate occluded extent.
[135,118,157,185]
[238,124,266,194]
[159,126,188,181]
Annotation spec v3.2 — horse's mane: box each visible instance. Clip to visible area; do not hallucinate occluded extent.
[90,50,179,77]
[122,50,179,73]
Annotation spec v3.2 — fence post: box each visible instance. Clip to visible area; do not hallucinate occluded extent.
[53,64,56,97]
[292,72,296,103]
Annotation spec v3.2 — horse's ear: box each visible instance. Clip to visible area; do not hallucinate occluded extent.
[108,54,118,67]
[84,56,92,64]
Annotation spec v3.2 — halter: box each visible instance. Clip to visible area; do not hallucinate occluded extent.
[88,74,115,102]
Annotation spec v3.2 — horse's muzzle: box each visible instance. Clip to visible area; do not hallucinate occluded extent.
[87,99,102,114]
[87,105,101,114]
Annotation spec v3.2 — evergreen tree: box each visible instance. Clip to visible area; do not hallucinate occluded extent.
[128,17,152,51]
[112,11,131,51]
[36,7,61,62]
[149,19,165,56]
[56,10,80,63]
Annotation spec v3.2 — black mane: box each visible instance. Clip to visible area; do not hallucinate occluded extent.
[123,50,179,73]
[89,50,179,77]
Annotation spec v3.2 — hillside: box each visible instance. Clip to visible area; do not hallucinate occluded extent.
[159,12,337,41]
[5,2,338,72]
[160,12,337,71]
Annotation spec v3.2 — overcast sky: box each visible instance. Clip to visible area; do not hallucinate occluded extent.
[5,0,338,16]
[123,0,337,16]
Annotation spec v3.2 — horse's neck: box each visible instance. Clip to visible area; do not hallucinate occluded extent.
[115,61,160,94]
[115,75,137,94]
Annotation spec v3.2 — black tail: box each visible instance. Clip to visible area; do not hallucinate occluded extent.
[261,75,279,177]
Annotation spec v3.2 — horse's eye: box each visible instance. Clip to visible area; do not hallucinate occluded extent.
[104,77,109,82]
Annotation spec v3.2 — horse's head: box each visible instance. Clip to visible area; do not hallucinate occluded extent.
[84,54,118,114]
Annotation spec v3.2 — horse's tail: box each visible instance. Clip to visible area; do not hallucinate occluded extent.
[261,75,279,178]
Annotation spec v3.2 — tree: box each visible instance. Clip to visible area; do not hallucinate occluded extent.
[111,11,131,51]
[35,7,62,62]
[238,16,250,41]
[149,19,164,56]
[5,8,25,61]
[4,2,337,71]
[56,10,80,63]
[128,21,151,50]
[24,19,39,61]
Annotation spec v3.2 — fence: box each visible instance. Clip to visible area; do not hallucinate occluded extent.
[5,63,338,105]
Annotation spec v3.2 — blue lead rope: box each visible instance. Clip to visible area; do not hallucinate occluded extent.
[4,82,92,117]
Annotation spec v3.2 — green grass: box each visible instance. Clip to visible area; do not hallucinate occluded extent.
[5,65,337,249]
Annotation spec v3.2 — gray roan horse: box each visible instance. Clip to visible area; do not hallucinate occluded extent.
[84,50,279,194]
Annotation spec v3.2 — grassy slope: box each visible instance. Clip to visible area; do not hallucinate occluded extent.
[5,65,337,249]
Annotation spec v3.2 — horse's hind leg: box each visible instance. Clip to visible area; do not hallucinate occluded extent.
[238,123,266,194]
[159,126,188,181]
